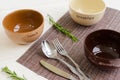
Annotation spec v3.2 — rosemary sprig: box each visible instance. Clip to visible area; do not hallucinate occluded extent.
[2,66,27,80]
[48,15,79,42]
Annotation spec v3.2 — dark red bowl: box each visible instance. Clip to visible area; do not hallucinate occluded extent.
[84,29,120,69]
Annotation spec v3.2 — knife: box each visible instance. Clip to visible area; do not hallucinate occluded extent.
[40,60,77,80]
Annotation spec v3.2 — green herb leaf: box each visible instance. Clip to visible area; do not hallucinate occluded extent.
[2,66,27,80]
[48,14,79,42]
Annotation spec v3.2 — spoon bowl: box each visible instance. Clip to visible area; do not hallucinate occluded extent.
[41,40,57,58]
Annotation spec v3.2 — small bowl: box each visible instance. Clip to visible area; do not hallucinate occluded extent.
[3,9,44,44]
[84,29,120,69]
[69,0,106,26]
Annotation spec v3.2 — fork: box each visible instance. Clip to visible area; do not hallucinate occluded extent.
[52,38,90,80]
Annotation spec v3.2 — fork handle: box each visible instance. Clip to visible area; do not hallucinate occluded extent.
[56,57,83,80]
[66,55,90,80]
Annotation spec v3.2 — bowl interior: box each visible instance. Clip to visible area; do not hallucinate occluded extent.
[85,30,120,59]
[3,9,43,33]
[70,0,105,14]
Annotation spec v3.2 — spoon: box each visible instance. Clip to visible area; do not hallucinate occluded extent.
[41,40,84,80]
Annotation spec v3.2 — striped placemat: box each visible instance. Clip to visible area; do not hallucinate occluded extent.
[17,7,120,80]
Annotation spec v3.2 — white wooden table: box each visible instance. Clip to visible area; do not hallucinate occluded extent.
[0,0,120,80]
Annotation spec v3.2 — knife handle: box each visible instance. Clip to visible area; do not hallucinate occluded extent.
[40,60,77,80]
[57,57,84,80]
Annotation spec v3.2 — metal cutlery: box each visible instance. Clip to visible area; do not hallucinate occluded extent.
[41,40,83,80]
[52,38,90,80]
[40,60,77,80]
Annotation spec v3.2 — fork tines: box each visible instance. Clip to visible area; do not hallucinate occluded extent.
[52,38,66,54]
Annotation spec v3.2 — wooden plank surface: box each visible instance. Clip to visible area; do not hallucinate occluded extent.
[17,8,120,80]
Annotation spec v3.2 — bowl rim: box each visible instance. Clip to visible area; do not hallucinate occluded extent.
[2,9,44,33]
[69,0,106,15]
[84,29,120,61]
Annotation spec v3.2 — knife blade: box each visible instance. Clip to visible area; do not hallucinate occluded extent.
[40,60,77,80]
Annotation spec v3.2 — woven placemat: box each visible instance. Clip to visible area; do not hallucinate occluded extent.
[17,8,120,80]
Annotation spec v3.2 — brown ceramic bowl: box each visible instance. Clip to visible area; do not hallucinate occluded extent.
[3,9,44,44]
[84,29,120,69]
